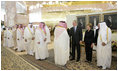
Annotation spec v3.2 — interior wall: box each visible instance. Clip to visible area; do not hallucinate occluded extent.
[66,10,117,28]
[42,10,93,27]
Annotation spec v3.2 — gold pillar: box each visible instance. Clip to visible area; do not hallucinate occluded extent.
[101,14,104,22]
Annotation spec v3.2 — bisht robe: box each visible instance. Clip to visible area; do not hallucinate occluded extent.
[7,29,14,48]
[24,26,34,55]
[16,28,24,51]
[34,28,49,60]
[54,26,70,65]
[97,22,112,69]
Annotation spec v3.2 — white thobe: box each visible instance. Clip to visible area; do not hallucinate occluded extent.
[34,28,49,60]
[24,27,34,55]
[97,27,112,69]
[12,28,17,48]
[54,27,70,65]
[3,30,8,47]
[45,26,51,43]
[7,30,14,48]
[30,27,35,53]
[16,28,24,51]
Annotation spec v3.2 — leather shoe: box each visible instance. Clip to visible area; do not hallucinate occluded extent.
[85,60,88,62]
[76,60,80,62]
[98,66,102,68]
[70,58,75,61]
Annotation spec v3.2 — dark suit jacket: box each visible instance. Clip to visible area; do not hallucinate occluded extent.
[94,29,99,44]
[84,30,94,44]
[70,26,82,45]
[67,28,70,37]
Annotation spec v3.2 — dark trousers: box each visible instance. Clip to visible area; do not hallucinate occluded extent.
[85,43,93,61]
[72,42,80,60]
[70,38,72,56]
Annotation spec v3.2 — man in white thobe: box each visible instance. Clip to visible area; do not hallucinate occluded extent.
[45,25,51,43]
[12,25,18,50]
[97,22,112,69]
[3,27,8,47]
[34,22,49,60]
[16,25,24,51]
[7,27,14,48]
[54,21,70,65]
[24,24,35,55]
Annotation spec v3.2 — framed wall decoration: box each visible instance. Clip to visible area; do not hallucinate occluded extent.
[77,16,86,29]
[104,13,117,30]
[88,14,100,29]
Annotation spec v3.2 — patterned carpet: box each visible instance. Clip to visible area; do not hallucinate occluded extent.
[19,48,117,70]
[20,53,67,70]
[1,47,38,70]
[1,44,117,70]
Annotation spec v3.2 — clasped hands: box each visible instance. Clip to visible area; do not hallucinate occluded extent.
[32,37,35,40]
[37,38,47,44]
[80,41,94,48]
[102,42,106,46]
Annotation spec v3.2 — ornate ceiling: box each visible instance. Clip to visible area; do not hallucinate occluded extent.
[25,1,117,7]
[1,1,117,26]
[25,1,117,13]
[2,1,117,13]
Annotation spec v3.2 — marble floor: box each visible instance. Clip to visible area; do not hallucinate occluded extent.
[1,39,117,70]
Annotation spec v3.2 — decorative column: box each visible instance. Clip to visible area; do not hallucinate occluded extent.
[5,1,16,27]
[27,6,29,25]
[100,14,104,22]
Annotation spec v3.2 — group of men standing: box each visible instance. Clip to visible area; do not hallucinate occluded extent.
[54,20,112,69]
[3,22,50,60]
[3,20,112,70]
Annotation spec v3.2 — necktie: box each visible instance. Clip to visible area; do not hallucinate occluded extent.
[74,27,76,32]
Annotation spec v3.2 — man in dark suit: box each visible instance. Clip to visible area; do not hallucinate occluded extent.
[70,20,82,62]
[67,28,72,57]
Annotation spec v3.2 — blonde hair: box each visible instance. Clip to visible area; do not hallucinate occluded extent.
[86,23,92,28]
